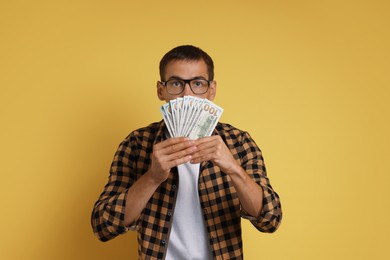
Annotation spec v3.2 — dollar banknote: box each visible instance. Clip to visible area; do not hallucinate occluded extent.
[160,96,223,139]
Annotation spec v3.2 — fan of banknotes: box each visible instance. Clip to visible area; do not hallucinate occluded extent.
[160,96,224,140]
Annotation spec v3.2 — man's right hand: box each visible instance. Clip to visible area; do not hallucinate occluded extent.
[149,137,197,184]
[124,137,197,226]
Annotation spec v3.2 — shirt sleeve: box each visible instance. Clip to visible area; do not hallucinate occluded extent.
[239,131,282,233]
[91,135,138,242]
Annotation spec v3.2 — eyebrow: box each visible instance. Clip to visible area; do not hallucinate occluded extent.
[167,76,207,81]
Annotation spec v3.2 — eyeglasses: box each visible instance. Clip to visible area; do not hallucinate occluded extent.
[159,78,211,95]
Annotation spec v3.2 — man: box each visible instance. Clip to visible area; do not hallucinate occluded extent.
[91,45,282,259]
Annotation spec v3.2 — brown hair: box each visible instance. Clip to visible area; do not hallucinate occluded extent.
[159,45,214,81]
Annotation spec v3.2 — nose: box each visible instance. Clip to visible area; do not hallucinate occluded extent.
[181,82,193,96]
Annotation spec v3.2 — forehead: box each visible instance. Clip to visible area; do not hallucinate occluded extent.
[164,59,209,79]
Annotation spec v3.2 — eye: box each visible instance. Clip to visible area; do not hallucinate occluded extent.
[192,80,206,87]
[169,80,183,88]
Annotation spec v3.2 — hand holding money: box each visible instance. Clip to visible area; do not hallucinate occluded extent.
[160,96,224,139]
[150,137,197,184]
[159,97,238,174]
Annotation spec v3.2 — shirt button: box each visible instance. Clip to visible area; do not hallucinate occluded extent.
[172,185,177,190]
[168,211,172,216]
[161,239,166,246]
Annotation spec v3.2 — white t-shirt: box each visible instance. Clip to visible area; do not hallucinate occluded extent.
[165,162,213,260]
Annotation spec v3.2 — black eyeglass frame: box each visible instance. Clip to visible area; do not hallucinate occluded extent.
[159,78,212,95]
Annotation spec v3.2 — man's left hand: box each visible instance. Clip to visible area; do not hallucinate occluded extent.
[190,136,240,175]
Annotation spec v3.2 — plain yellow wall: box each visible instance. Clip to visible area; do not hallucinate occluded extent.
[1,0,389,259]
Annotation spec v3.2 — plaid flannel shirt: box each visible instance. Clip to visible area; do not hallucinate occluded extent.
[92,121,282,259]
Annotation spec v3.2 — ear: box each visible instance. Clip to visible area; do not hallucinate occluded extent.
[156,81,165,101]
[208,80,217,101]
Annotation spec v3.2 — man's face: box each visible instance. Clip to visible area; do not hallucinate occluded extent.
[157,59,216,102]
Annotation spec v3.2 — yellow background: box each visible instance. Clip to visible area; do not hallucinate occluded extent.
[1,0,389,259]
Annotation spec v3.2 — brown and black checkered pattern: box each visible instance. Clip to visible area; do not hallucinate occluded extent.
[92,121,282,259]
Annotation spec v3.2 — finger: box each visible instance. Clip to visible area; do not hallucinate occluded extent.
[166,155,193,168]
[194,136,216,145]
[190,147,216,163]
[195,139,220,152]
[166,145,198,161]
[156,139,196,156]
[194,136,222,148]
[190,156,205,164]
[157,137,190,149]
